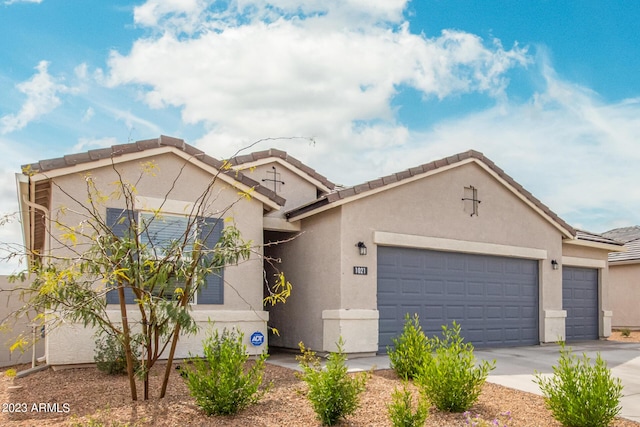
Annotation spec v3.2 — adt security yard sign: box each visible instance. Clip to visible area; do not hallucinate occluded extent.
[250,331,265,347]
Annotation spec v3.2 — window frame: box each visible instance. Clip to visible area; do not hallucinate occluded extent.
[105,207,225,306]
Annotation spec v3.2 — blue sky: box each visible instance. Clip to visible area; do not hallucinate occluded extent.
[1,0,640,272]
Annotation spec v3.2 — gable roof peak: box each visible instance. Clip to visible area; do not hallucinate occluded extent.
[229,147,336,191]
[287,148,576,238]
[21,135,285,207]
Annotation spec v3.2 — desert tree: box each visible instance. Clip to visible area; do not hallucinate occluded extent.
[5,140,293,401]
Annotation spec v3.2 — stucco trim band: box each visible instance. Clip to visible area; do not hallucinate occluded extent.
[373,231,548,260]
[561,256,606,269]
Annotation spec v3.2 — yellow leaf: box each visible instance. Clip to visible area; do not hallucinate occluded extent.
[113,268,131,282]
[10,337,28,353]
[237,187,254,200]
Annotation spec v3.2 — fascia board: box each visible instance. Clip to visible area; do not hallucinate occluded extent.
[27,146,281,211]
[563,237,627,253]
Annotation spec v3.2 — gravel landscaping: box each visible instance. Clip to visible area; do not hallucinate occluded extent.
[1,331,638,426]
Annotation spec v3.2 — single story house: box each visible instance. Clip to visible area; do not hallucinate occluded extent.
[16,136,624,365]
[603,226,640,329]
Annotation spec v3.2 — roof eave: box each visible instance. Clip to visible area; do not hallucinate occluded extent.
[25,144,284,211]
[564,238,627,252]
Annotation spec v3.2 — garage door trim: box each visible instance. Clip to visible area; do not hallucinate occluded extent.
[374,231,548,260]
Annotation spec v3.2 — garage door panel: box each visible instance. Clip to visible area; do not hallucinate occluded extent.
[401,279,422,295]
[563,266,598,341]
[378,247,539,352]
[486,283,502,296]
[447,281,465,295]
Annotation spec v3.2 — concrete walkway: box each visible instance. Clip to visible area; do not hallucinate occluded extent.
[267,341,640,423]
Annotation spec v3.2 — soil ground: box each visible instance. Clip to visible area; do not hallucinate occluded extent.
[1,331,638,426]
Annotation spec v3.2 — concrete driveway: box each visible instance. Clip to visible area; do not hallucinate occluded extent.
[269,340,640,422]
[474,341,640,423]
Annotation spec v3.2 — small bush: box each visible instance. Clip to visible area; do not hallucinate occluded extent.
[620,328,631,337]
[4,368,17,378]
[181,328,269,416]
[388,313,430,380]
[534,343,623,427]
[297,337,368,426]
[94,333,139,375]
[416,321,495,412]
[387,383,429,427]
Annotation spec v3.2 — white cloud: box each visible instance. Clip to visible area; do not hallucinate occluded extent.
[0,61,77,134]
[105,1,640,233]
[109,1,526,160]
[72,136,119,152]
[82,107,95,123]
[4,0,42,5]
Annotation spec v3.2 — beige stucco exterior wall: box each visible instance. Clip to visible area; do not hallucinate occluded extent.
[266,207,342,351]
[339,162,565,348]
[0,276,45,367]
[561,243,612,337]
[278,161,571,354]
[40,152,269,365]
[241,162,318,218]
[607,263,640,328]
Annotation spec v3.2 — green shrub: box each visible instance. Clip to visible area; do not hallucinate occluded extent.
[180,328,269,416]
[388,313,430,380]
[415,321,495,412]
[534,343,623,427]
[620,328,631,337]
[297,337,368,426]
[94,333,139,375]
[387,383,429,427]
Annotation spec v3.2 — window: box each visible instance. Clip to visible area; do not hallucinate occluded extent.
[105,208,224,305]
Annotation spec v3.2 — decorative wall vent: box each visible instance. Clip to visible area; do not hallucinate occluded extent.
[462,185,481,216]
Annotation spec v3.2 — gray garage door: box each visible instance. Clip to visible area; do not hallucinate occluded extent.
[377,246,539,353]
[563,266,599,341]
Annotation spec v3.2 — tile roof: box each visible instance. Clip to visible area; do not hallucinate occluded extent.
[602,226,640,244]
[229,148,336,191]
[286,149,577,237]
[575,230,624,246]
[608,238,640,263]
[604,226,640,263]
[22,135,285,206]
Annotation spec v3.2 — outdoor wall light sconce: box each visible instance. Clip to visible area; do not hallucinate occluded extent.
[551,259,559,270]
[357,242,367,256]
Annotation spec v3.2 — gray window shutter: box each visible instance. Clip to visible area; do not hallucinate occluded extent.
[106,208,136,305]
[197,217,224,304]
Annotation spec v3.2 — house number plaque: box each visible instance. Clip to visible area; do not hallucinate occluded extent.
[353,266,368,275]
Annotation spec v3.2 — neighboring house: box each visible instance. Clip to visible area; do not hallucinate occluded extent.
[0,276,44,367]
[603,226,640,329]
[15,137,624,365]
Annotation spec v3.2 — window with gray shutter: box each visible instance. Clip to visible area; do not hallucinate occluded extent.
[105,208,224,305]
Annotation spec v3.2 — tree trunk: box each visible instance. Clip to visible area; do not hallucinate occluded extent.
[160,275,195,397]
[118,283,137,401]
